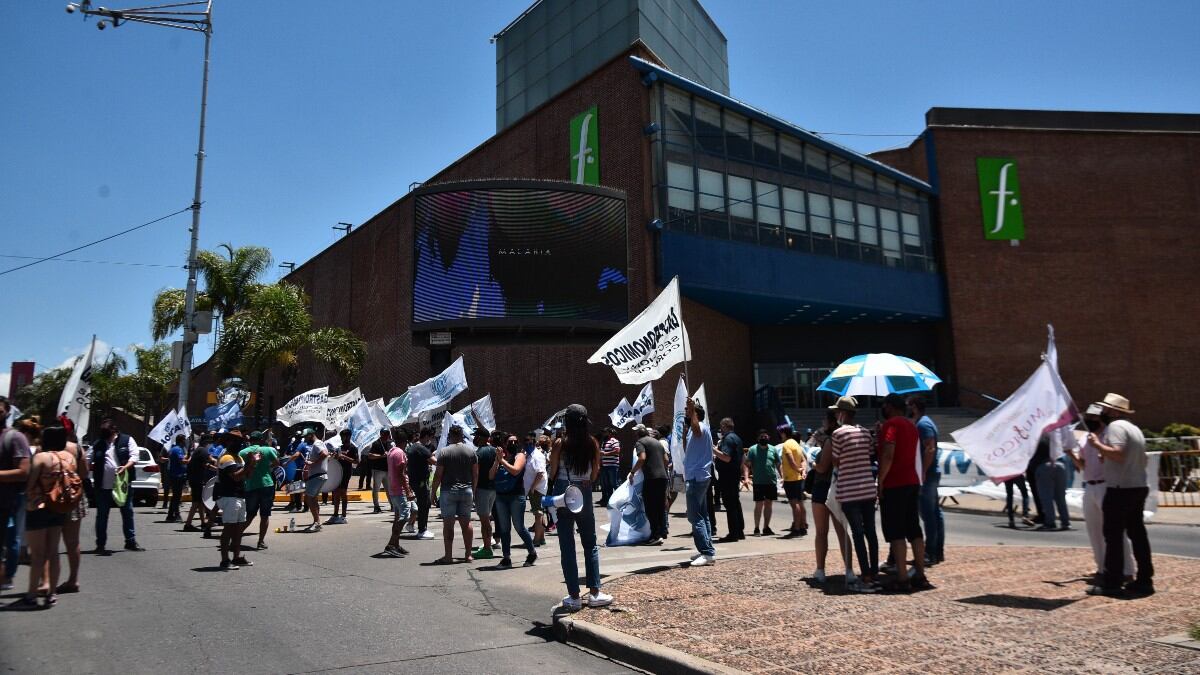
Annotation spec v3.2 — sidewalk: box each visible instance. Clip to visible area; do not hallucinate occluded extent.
[941,492,1200,526]
[573,546,1200,674]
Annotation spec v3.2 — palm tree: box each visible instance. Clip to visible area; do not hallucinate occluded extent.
[217,282,367,424]
[151,243,272,341]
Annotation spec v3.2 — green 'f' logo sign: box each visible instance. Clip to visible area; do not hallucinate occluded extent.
[570,106,599,185]
[977,157,1024,240]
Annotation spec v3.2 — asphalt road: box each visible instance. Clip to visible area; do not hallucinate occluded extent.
[1,495,1196,674]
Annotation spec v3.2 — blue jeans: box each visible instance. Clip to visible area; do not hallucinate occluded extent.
[2,494,26,580]
[685,478,715,557]
[841,499,879,577]
[554,479,599,597]
[95,488,136,549]
[495,493,535,559]
[1036,460,1070,529]
[919,473,945,560]
[599,466,619,505]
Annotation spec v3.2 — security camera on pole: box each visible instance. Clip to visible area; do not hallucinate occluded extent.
[65,1,214,416]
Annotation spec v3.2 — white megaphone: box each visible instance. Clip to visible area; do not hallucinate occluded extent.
[542,485,584,513]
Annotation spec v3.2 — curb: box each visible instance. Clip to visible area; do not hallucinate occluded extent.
[554,615,748,675]
[941,504,1199,527]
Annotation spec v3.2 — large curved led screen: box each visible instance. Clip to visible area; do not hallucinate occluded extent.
[413,182,628,328]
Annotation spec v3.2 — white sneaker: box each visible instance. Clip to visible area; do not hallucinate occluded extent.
[587,591,613,608]
[560,595,583,612]
[418,530,435,540]
[813,569,826,584]
[689,552,704,562]
[689,554,715,567]
[404,523,416,534]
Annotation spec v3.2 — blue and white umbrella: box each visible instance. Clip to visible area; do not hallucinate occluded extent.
[816,353,941,397]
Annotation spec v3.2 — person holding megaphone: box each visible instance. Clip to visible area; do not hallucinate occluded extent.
[546,404,613,612]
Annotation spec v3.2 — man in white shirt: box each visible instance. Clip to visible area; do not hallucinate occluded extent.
[1070,404,1133,581]
[301,428,329,532]
[1086,394,1153,597]
[90,419,144,554]
[524,433,549,547]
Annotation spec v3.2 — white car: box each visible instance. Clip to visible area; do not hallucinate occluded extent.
[129,445,163,507]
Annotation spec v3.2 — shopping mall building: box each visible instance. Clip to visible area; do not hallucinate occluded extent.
[190,0,1199,432]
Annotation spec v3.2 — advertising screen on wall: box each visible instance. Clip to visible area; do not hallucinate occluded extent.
[412,181,628,329]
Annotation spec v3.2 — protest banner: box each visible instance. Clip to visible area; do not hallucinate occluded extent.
[57,335,96,439]
[386,356,468,424]
[324,387,364,430]
[587,277,690,384]
[276,386,329,427]
[608,397,634,428]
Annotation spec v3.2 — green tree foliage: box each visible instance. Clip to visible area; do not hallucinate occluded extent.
[150,243,271,340]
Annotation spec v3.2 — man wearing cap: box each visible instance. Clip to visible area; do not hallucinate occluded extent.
[743,429,781,536]
[431,425,479,563]
[629,424,668,546]
[1070,404,1133,581]
[1087,394,1154,596]
[239,431,279,551]
[301,428,329,532]
[683,397,717,567]
[472,428,498,560]
[713,417,745,542]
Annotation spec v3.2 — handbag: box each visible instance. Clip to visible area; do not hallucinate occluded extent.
[112,471,130,506]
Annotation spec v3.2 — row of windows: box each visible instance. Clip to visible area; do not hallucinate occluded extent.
[662,86,922,200]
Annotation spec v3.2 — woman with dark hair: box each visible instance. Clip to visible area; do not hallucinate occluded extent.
[547,404,610,611]
[57,427,89,594]
[492,432,537,568]
[8,426,72,609]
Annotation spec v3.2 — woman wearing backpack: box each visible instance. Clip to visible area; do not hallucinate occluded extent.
[8,426,76,610]
[56,428,90,595]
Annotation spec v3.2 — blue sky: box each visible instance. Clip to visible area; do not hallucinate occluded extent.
[2,0,1197,394]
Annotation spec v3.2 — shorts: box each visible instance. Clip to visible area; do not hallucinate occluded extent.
[26,508,67,531]
[528,489,545,515]
[880,484,923,542]
[305,476,327,497]
[217,497,248,524]
[783,480,807,501]
[670,474,685,496]
[440,487,473,520]
[810,478,831,505]
[752,483,779,502]
[388,494,411,521]
[245,487,274,519]
[474,488,497,518]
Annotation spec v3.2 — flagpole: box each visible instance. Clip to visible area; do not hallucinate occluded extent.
[673,276,691,389]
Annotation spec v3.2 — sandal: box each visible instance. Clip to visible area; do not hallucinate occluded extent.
[911,575,934,591]
[256,542,268,550]
[56,582,81,594]
[432,557,454,565]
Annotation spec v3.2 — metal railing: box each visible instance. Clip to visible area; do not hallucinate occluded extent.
[1153,442,1200,507]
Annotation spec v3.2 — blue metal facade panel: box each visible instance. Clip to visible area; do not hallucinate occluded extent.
[660,231,946,323]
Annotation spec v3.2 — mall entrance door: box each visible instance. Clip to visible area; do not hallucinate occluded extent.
[753,362,835,410]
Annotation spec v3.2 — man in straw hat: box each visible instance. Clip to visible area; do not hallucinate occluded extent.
[1085,393,1153,597]
[1069,404,1134,582]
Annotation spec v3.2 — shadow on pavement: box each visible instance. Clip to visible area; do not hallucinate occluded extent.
[956,593,1081,611]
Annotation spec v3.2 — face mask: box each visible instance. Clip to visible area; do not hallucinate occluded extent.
[1099,413,1116,426]
[1083,419,1102,432]
[758,438,769,446]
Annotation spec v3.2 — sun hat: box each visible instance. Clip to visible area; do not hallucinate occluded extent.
[1095,393,1134,415]
[828,396,858,411]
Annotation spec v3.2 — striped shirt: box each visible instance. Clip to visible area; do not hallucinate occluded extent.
[831,425,876,503]
[601,437,621,467]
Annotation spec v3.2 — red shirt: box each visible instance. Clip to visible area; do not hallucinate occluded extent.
[879,416,921,489]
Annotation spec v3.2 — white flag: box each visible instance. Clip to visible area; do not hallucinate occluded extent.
[276,386,329,427]
[540,408,567,434]
[668,375,688,475]
[57,336,96,439]
[587,277,690,384]
[325,387,364,431]
[608,397,635,428]
[950,359,1078,481]
[630,382,655,423]
[369,399,392,430]
[147,409,179,446]
[401,356,469,422]
[345,399,385,452]
[456,395,495,434]
[1042,324,1077,460]
[177,406,193,443]
[437,410,477,450]
[692,383,708,423]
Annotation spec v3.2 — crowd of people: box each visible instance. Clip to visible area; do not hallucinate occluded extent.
[0,386,1155,612]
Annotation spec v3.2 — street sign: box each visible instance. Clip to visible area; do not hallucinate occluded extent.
[429,331,452,347]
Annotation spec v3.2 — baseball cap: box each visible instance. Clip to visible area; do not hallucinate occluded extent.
[828,396,858,411]
[565,404,589,424]
[632,423,647,433]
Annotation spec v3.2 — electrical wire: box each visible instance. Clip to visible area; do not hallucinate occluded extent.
[0,254,182,269]
[0,205,191,277]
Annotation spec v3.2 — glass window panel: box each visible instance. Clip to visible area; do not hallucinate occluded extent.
[833,197,854,222]
[882,229,902,253]
[756,180,780,226]
[805,145,828,179]
[877,175,897,195]
[830,157,853,186]
[808,193,831,218]
[857,203,877,226]
[663,87,693,146]
[809,216,832,236]
[859,224,878,245]
[698,168,724,213]
[853,166,875,190]
[780,136,804,173]
[728,175,754,220]
[782,186,805,213]
[752,122,777,165]
[668,188,693,211]
[784,209,805,231]
[857,202,878,245]
[901,212,921,249]
[900,185,919,200]
[693,99,724,155]
[667,161,693,191]
[880,208,899,231]
[725,111,753,162]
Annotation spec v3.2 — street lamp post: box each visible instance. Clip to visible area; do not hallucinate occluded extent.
[67,1,214,417]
